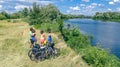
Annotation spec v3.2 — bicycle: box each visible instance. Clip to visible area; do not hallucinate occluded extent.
[28,43,60,61]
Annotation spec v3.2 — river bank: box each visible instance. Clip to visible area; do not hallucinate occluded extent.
[65,18,120,58]
[63,18,120,67]
[93,18,120,23]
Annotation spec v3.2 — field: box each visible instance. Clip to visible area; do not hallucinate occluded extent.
[0,20,90,67]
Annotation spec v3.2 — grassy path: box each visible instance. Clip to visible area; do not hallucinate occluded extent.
[0,20,90,67]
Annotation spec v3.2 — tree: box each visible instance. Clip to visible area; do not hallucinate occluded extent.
[29,2,40,19]
[93,12,120,22]
[10,13,20,19]
[28,2,62,25]
[22,8,29,17]
[0,11,9,19]
[0,14,7,20]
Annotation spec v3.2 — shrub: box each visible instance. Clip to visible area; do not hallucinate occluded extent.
[0,14,7,20]
[34,22,60,33]
[82,46,120,67]
[7,19,11,22]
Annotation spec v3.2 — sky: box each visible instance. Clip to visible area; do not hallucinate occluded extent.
[0,0,120,16]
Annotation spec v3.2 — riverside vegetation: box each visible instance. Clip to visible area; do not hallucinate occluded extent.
[0,2,120,67]
[93,12,120,22]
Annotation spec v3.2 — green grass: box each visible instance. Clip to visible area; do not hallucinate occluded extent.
[0,20,90,67]
[2,38,22,53]
[60,48,70,56]
[0,25,3,28]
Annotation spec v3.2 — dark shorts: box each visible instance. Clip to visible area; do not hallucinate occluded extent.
[32,37,37,42]
[30,39,34,44]
[48,42,54,49]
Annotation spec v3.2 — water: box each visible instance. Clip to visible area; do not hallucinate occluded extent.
[65,18,120,58]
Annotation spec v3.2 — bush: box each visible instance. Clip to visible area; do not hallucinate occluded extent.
[7,19,11,22]
[0,14,7,20]
[62,28,90,50]
[12,19,17,23]
[82,46,120,67]
[34,22,60,33]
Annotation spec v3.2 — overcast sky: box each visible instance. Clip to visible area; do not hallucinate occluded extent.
[0,0,120,15]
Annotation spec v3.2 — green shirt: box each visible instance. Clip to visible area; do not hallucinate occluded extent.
[29,31,32,39]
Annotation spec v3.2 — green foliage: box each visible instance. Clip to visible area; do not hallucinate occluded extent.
[0,7,29,20]
[34,22,60,33]
[0,11,9,20]
[62,28,90,53]
[0,14,7,20]
[10,13,21,19]
[57,18,64,32]
[1,11,10,19]
[28,3,62,25]
[93,12,120,22]
[82,47,120,67]
[61,14,91,19]
[7,19,11,22]
[22,8,29,17]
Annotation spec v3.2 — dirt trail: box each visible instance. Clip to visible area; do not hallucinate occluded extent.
[0,20,90,67]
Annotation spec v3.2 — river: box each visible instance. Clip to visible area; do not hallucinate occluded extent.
[65,18,120,58]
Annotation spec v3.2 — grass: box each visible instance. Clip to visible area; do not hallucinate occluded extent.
[0,20,90,67]
[0,25,3,28]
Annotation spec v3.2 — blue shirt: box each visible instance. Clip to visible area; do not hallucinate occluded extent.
[48,36,52,43]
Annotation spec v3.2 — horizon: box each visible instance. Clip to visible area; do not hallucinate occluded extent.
[0,0,120,16]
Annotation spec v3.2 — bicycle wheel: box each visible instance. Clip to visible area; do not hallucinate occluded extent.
[52,48,60,58]
[46,47,53,59]
[44,50,49,59]
[28,49,35,61]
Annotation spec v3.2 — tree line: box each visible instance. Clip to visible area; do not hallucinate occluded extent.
[0,2,90,22]
[93,12,120,22]
[0,3,62,25]
[0,8,29,20]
